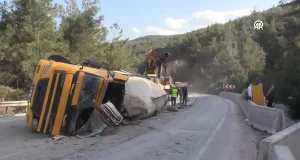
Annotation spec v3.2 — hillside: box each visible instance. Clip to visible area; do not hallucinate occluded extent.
[126,4,300,118]
[0,0,300,118]
[131,35,171,41]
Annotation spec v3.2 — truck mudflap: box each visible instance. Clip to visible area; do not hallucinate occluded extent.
[95,101,123,126]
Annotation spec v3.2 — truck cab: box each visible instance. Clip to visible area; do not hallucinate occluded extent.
[26,56,128,136]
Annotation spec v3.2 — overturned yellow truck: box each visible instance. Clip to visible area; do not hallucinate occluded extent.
[26,55,128,136]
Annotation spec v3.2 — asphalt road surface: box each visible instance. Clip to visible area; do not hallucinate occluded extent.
[0,94,267,160]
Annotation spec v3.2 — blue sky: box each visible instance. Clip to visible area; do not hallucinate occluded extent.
[54,0,279,39]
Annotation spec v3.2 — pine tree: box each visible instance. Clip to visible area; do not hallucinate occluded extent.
[60,0,107,63]
[0,0,65,88]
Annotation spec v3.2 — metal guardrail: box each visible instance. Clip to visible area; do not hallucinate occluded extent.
[0,101,27,115]
[0,101,27,108]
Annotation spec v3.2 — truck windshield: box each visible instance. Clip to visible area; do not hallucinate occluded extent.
[77,73,100,109]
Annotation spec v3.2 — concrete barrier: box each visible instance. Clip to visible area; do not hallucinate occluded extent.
[272,145,295,160]
[122,77,168,119]
[219,91,286,134]
[259,122,300,160]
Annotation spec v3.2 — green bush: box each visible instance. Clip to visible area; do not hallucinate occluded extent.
[0,85,27,101]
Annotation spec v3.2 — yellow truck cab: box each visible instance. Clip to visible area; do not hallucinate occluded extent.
[26,55,128,136]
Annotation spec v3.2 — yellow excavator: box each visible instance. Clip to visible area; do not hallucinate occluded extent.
[144,48,173,92]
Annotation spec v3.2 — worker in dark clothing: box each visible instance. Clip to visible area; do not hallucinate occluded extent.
[266,96,275,107]
[170,86,178,107]
[179,87,183,104]
[182,86,188,106]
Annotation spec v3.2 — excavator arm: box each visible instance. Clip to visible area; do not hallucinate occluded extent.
[145,48,169,79]
[144,48,188,92]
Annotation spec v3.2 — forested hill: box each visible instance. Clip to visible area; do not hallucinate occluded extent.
[131,35,173,41]
[126,9,270,87]
[0,0,300,117]
[126,2,300,118]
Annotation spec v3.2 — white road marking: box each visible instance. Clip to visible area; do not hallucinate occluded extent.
[187,97,194,105]
[195,100,228,160]
[171,129,205,134]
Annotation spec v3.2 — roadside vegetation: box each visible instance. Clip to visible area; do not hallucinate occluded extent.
[126,0,300,118]
[0,0,300,118]
[0,0,134,100]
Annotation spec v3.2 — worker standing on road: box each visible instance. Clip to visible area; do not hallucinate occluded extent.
[179,87,183,104]
[182,86,188,106]
[247,83,252,101]
[170,86,178,107]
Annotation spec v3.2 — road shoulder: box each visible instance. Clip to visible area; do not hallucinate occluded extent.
[202,97,269,160]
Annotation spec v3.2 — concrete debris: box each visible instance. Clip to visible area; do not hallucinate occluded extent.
[166,105,179,112]
[178,104,189,109]
[52,135,65,141]
[121,120,130,125]
[121,119,140,125]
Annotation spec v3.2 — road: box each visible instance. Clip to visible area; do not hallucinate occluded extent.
[0,94,267,160]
